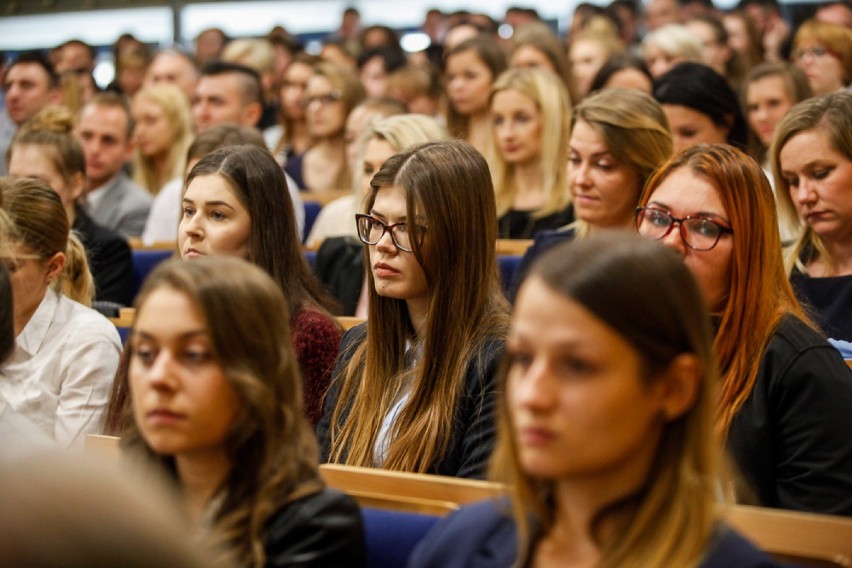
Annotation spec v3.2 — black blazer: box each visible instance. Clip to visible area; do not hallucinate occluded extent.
[264,488,366,567]
[727,315,852,516]
[73,207,134,306]
[314,236,364,316]
[316,324,504,479]
[409,500,783,568]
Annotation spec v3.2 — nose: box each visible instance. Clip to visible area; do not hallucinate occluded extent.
[793,179,817,206]
[145,350,178,391]
[514,360,556,413]
[571,161,592,187]
[659,220,687,255]
[181,212,203,240]
[375,227,397,254]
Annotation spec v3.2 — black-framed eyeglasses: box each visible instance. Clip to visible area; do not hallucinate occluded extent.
[635,207,733,251]
[303,90,342,108]
[355,214,427,253]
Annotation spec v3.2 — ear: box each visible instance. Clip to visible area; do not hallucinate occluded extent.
[68,171,86,201]
[44,252,66,284]
[654,353,701,422]
[243,102,262,128]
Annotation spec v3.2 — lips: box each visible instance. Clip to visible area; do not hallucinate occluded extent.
[518,426,557,447]
[146,409,186,425]
[373,262,400,278]
[184,247,204,258]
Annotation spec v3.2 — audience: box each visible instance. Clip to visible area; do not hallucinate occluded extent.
[487,68,574,239]
[131,83,194,196]
[637,143,852,515]
[0,177,120,446]
[568,28,625,99]
[0,51,62,174]
[123,257,366,567]
[192,60,264,134]
[588,53,654,94]
[773,91,852,343]
[443,36,508,155]
[267,53,317,165]
[642,24,703,78]
[654,62,748,152]
[791,19,852,96]
[318,140,510,478]
[179,144,339,426]
[411,232,781,568]
[144,49,200,100]
[75,92,153,237]
[7,106,134,305]
[508,22,575,100]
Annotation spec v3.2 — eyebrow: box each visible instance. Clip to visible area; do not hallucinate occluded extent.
[569,148,613,159]
[182,197,237,210]
[134,329,207,341]
[647,200,730,222]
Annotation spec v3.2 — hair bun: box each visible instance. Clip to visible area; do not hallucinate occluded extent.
[20,105,75,136]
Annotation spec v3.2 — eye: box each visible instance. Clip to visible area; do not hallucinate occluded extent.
[508,350,533,371]
[557,356,594,376]
[692,218,721,238]
[595,160,615,171]
[210,210,227,221]
[784,176,799,188]
[133,343,157,366]
[646,209,671,227]
[182,206,196,218]
[395,223,410,234]
[568,155,581,166]
[183,347,212,364]
[813,167,832,180]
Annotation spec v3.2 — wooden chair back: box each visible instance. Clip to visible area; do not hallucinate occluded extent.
[319,464,505,514]
[336,317,366,331]
[728,504,852,567]
[496,239,533,256]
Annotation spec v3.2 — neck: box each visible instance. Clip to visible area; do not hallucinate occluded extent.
[406,297,429,336]
[14,287,48,336]
[815,237,852,276]
[512,164,545,208]
[314,132,346,151]
[175,449,232,527]
[587,214,634,235]
[467,113,491,155]
[290,120,311,154]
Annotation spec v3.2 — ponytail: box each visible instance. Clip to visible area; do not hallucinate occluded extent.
[56,232,94,307]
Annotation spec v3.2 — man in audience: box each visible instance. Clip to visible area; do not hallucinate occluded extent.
[191,60,263,133]
[144,48,199,100]
[645,0,682,31]
[75,93,152,238]
[816,0,852,29]
[0,51,61,174]
[53,39,95,76]
[194,27,229,67]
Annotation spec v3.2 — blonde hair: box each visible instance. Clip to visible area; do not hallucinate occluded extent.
[642,24,703,61]
[569,88,673,237]
[222,38,276,76]
[491,232,722,568]
[487,68,572,219]
[131,84,194,194]
[0,176,94,306]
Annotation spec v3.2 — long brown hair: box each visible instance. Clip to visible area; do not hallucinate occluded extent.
[186,144,339,318]
[443,36,507,140]
[492,232,722,568]
[122,257,322,567]
[328,140,510,472]
[639,144,810,435]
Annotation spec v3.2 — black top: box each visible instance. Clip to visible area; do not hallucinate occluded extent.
[509,227,577,302]
[497,204,574,240]
[727,315,852,516]
[790,269,852,342]
[314,236,364,316]
[317,324,504,479]
[72,207,134,306]
[409,499,782,568]
[284,152,307,191]
[263,487,366,568]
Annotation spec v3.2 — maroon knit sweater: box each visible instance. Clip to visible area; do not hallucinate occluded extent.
[290,309,342,427]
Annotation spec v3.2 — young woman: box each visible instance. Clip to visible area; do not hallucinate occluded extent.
[510,88,672,296]
[0,177,121,446]
[125,257,365,567]
[742,62,812,243]
[568,28,625,100]
[7,105,134,305]
[179,144,340,426]
[410,232,780,568]
[637,143,852,515]
[642,24,703,78]
[588,53,654,94]
[487,68,574,239]
[318,140,511,478]
[267,53,318,166]
[509,22,575,101]
[773,91,852,343]
[314,114,449,316]
[654,61,748,152]
[285,62,365,193]
[131,83,194,196]
[791,19,852,96]
[444,36,507,155]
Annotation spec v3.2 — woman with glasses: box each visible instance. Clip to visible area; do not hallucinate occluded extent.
[284,61,365,193]
[411,232,781,568]
[317,140,511,478]
[791,19,852,96]
[772,92,852,343]
[636,143,852,516]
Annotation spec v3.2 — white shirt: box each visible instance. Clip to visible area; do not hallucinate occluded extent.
[0,290,121,447]
[141,173,307,245]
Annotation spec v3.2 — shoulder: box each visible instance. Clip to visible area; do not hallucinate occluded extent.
[265,487,366,568]
[117,174,153,204]
[700,526,782,568]
[760,316,850,385]
[410,500,517,568]
[56,296,121,342]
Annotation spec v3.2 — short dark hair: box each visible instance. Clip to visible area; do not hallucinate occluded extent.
[85,91,135,140]
[7,51,59,89]
[199,60,264,107]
